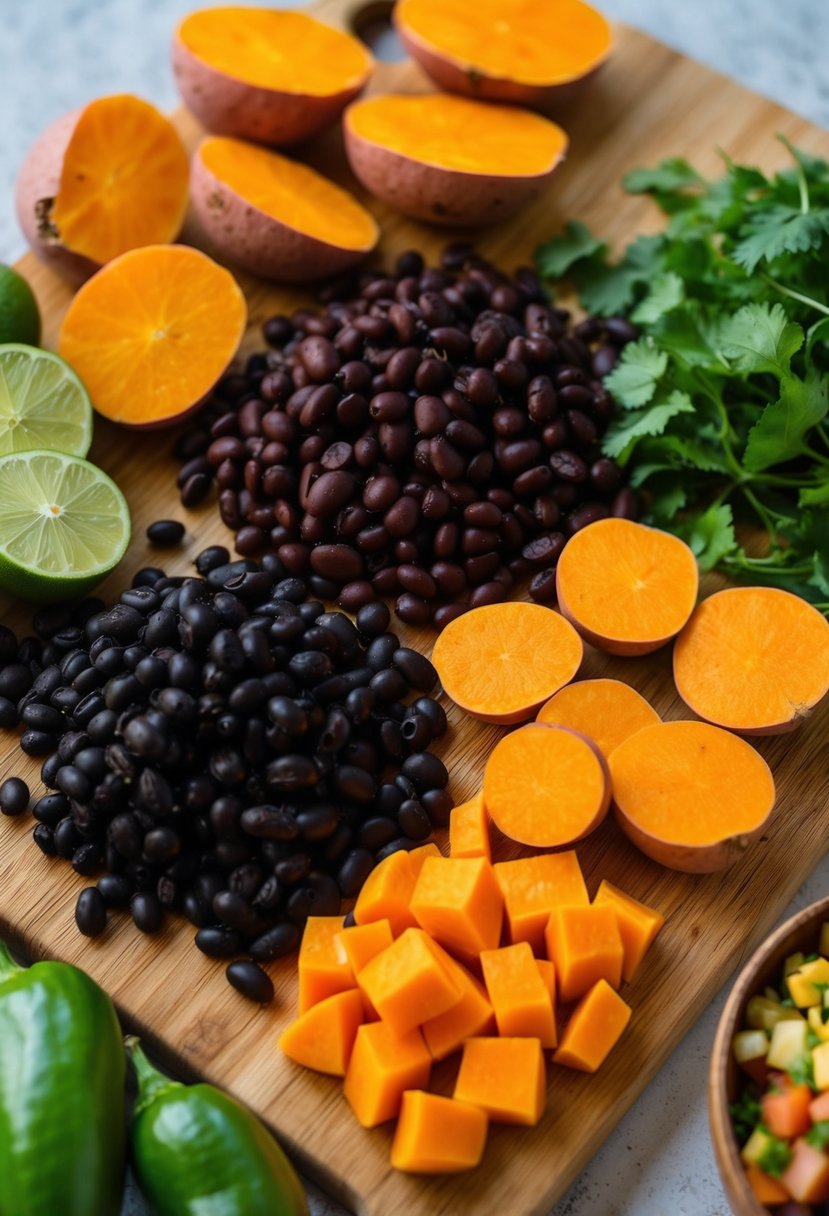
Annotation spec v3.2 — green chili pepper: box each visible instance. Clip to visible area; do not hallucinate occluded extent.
[127,1036,308,1216]
[0,939,125,1216]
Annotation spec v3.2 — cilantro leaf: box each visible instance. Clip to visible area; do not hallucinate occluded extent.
[799,480,829,507]
[624,157,705,196]
[756,1133,793,1178]
[575,235,665,317]
[602,392,695,462]
[632,273,685,325]
[718,303,804,377]
[678,503,738,571]
[729,1090,762,1143]
[603,338,668,408]
[743,369,829,471]
[787,1052,816,1089]
[806,316,829,359]
[535,221,606,279]
[807,1121,829,1151]
[732,207,829,272]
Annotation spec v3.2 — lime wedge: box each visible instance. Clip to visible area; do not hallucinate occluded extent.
[0,450,130,601]
[0,344,93,457]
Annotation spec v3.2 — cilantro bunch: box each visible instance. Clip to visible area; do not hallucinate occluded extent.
[535,138,829,612]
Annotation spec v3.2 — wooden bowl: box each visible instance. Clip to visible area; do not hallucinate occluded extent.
[709,893,829,1215]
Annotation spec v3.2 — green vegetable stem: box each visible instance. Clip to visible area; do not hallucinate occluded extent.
[536,137,829,612]
[0,939,125,1216]
[126,1036,309,1216]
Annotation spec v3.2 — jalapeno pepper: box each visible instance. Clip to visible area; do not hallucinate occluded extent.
[127,1037,308,1216]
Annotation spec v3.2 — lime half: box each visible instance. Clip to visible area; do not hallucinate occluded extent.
[0,450,130,601]
[0,344,93,457]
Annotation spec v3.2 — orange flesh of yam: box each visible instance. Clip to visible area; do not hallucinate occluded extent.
[345,94,567,177]
[552,979,631,1072]
[449,793,490,861]
[744,1163,791,1205]
[52,95,188,264]
[419,934,495,1057]
[480,942,557,1048]
[483,723,610,848]
[356,928,463,1036]
[762,1084,813,1139]
[199,135,378,251]
[781,1138,829,1203]
[545,905,624,1003]
[555,518,699,654]
[410,856,503,958]
[343,1021,432,1128]
[58,245,247,427]
[493,851,589,952]
[608,720,776,868]
[390,1091,488,1173]
[592,880,665,983]
[673,586,829,733]
[811,1091,829,1122]
[335,919,394,974]
[353,844,439,937]
[536,678,660,761]
[177,7,372,94]
[454,1036,546,1126]
[278,988,364,1076]
[395,0,611,86]
[536,959,556,1004]
[431,602,582,724]
[298,916,356,1013]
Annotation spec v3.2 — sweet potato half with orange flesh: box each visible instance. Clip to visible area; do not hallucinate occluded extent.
[431,602,582,725]
[608,720,775,873]
[15,95,188,283]
[483,723,610,848]
[190,136,379,283]
[394,0,612,108]
[555,518,699,655]
[343,93,567,227]
[673,586,829,735]
[173,7,373,146]
[536,678,660,760]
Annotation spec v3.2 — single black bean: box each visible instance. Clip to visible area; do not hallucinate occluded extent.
[401,752,449,793]
[147,520,185,547]
[33,823,56,856]
[249,922,299,961]
[0,776,29,816]
[97,874,133,907]
[195,926,243,958]
[226,960,274,1004]
[131,892,163,934]
[421,787,453,827]
[392,647,437,692]
[76,887,107,937]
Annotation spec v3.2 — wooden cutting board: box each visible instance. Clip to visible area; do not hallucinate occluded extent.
[3,4,829,1213]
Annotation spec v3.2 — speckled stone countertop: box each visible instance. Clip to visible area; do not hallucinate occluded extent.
[2,2,828,1214]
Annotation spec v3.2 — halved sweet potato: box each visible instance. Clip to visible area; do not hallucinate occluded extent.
[15,95,188,284]
[190,135,379,282]
[343,93,567,227]
[173,7,373,146]
[608,720,776,873]
[394,0,612,108]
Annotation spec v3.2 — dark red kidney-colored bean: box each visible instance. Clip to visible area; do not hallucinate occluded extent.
[604,316,640,345]
[469,580,507,609]
[351,435,378,469]
[363,474,400,513]
[337,580,376,611]
[541,418,568,450]
[395,594,432,626]
[568,501,611,533]
[310,545,363,582]
[465,366,499,406]
[591,457,622,494]
[371,567,399,595]
[429,437,466,481]
[385,347,420,389]
[592,345,618,377]
[420,487,450,521]
[298,335,340,382]
[277,543,311,575]
[514,465,552,498]
[522,533,567,567]
[261,410,294,443]
[207,436,245,466]
[612,487,639,520]
[321,441,353,472]
[463,501,502,529]
[337,359,372,394]
[432,602,466,630]
[336,503,367,537]
[336,392,368,427]
[464,552,500,584]
[444,480,477,508]
[533,495,560,530]
[567,409,598,446]
[553,483,578,508]
[300,514,327,544]
[394,538,417,564]
[549,450,589,482]
[305,470,356,518]
[180,473,211,508]
[529,568,558,603]
[355,525,389,553]
[527,375,557,423]
[461,528,499,557]
[388,304,417,345]
[430,561,466,597]
[433,522,459,559]
[445,420,485,452]
[384,496,420,538]
[396,565,437,599]
[414,395,451,437]
[370,391,410,422]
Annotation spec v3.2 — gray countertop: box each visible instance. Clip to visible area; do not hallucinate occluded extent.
[2,2,829,1214]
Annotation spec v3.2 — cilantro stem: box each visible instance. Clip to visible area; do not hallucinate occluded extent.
[740,484,778,537]
[761,273,829,318]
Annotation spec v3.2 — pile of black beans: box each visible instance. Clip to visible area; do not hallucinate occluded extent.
[0,549,450,1002]
[174,244,639,629]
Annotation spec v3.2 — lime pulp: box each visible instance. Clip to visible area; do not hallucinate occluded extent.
[0,449,131,601]
[0,344,93,458]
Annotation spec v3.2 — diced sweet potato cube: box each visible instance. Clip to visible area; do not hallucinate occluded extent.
[357,927,462,1036]
[552,979,631,1072]
[545,905,623,1003]
[279,989,365,1076]
[454,1036,546,1126]
[480,942,557,1049]
[763,1084,813,1138]
[298,916,356,1013]
[411,856,503,958]
[592,879,665,982]
[494,852,588,953]
[536,959,556,1004]
[336,919,394,973]
[353,845,440,937]
[782,1137,829,1203]
[811,1090,829,1122]
[420,945,495,1060]
[449,793,491,861]
[744,1163,791,1205]
[343,1021,432,1127]
[391,1090,488,1173]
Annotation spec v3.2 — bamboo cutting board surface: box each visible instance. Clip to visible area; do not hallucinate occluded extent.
[2,5,829,1213]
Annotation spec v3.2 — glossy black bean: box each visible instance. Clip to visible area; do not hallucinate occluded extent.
[421,787,453,827]
[33,823,56,856]
[97,873,133,907]
[0,776,29,816]
[132,892,163,934]
[76,887,107,937]
[195,926,243,958]
[54,816,81,859]
[392,647,437,692]
[401,752,449,793]
[72,842,104,877]
[249,922,300,961]
[147,519,185,547]
[226,960,274,1004]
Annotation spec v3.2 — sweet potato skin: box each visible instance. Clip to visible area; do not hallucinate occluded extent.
[612,805,770,873]
[343,116,564,228]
